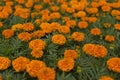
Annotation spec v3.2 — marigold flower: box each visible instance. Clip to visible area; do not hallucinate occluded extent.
[26,60,46,77]
[116,16,120,20]
[107,57,120,73]
[66,20,76,28]
[66,7,75,14]
[76,11,86,17]
[37,67,56,80]
[99,76,114,80]
[88,17,97,23]
[18,32,31,42]
[86,7,98,14]
[51,22,61,31]
[12,56,30,72]
[2,29,14,39]
[31,30,45,38]
[51,6,59,12]
[16,0,25,4]
[83,44,95,55]
[34,5,42,11]
[101,5,111,12]
[78,21,88,29]
[29,39,46,50]
[58,26,70,34]
[90,28,101,35]
[83,44,108,58]
[52,34,66,45]
[0,57,11,70]
[23,22,34,31]
[64,49,78,59]
[58,58,75,72]
[114,24,120,30]
[103,23,111,28]
[93,45,108,58]
[111,10,120,16]
[0,75,2,80]
[40,22,52,33]
[50,12,60,19]
[105,35,115,42]
[31,49,44,58]
[11,24,23,31]
[71,32,85,42]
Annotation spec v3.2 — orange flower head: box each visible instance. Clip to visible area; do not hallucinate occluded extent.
[58,26,70,34]
[18,32,31,42]
[0,75,2,80]
[40,22,52,33]
[29,39,46,50]
[52,34,66,45]
[58,58,75,72]
[111,10,120,16]
[26,60,46,77]
[50,12,61,19]
[99,76,114,80]
[101,5,111,12]
[12,56,30,72]
[114,24,120,30]
[71,32,85,42]
[64,49,78,59]
[105,35,115,42]
[78,21,88,29]
[91,28,101,35]
[2,29,14,39]
[34,5,43,11]
[11,24,23,31]
[31,30,45,38]
[93,45,108,58]
[37,67,56,80]
[76,11,86,17]
[23,22,34,31]
[107,57,120,73]
[66,20,76,28]
[83,44,96,55]
[86,7,98,14]
[31,49,44,58]
[0,57,11,70]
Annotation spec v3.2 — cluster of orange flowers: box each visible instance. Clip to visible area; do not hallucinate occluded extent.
[0,0,120,79]
[58,49,78,72]
[83,43,108,58]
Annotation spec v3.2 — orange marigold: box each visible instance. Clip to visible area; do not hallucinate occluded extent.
[86,7,98,14]
[50,12,60,19]
[23,22,34,31]
[52,34,66,45]
[31,49,44,58]
[83,44,95,55]
[40,22,52,33]
[101,5,111,12]
[31,30,45,38]
[114,24,120,30]
[29,39,46,50]
[93,45,108,58]
[71,32,85,42]
[88,17,97,23]
[78,21,88,29]
[64,49,78,59]
[105,35,115,42]
[58,26,70,34]
[90,28,101,35]
[37,67,56,80]
[18,32,31,42]
[0,57,11,70]
[111,10,120,16]
[11,24,23,31]
[76,11,86,17]
[66,20,76,28]
[12,56,30,72]
[107,57,120,73]
[99,76,114,80]
[58,58,75,72]
[26,60,46,77]
[2,29,14,39]
[83,44,108,58]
